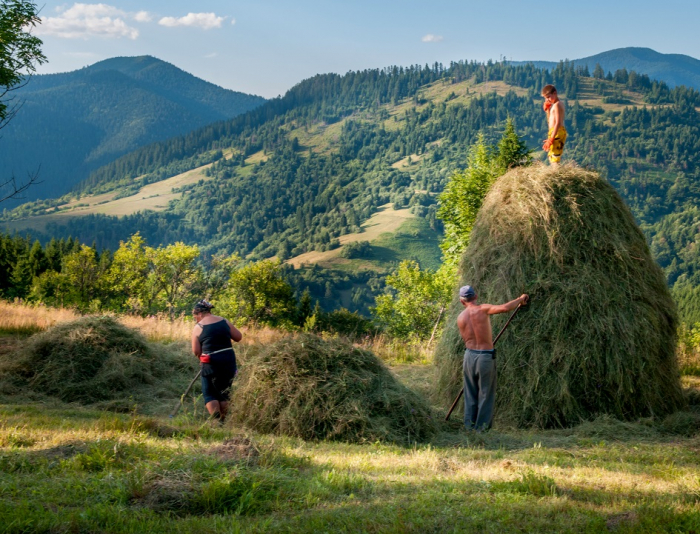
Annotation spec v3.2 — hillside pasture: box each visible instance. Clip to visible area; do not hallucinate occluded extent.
[2,164,214,233]
[288,203,415,268]
[391,153,424,169]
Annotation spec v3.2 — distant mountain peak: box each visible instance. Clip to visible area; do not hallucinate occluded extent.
[0,56,266,207]
[515,47,700,90]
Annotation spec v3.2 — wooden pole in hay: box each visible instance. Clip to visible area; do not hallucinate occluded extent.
[170,369,202,418]
[444,303,523,421]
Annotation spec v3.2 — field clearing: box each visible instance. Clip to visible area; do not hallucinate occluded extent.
[391,153,423,169]
[244,150,270,165]
[287,203,415,267]
[286,119,348,154]
[2,164,214,232]
[381,79,530,132]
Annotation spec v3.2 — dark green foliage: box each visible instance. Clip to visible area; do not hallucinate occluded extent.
[313,308,377,339]
[435,164,685,427]
[285,265,385,316]
[5,316,188,403]
[231,334,437,443]
[0,0,45,124]
[340,241,371,259]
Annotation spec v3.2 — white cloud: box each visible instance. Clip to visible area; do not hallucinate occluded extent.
[231,18,236,25]
[421,34,444,43]
[37,3,143,39]
[158,13,225,30]
[134,11,152,23]
[204,52,218,59]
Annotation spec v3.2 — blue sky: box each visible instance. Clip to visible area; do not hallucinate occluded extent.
[32,0,700,98]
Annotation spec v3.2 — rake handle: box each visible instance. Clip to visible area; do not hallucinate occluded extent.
[169,369,202,418]
[444,303,523,421]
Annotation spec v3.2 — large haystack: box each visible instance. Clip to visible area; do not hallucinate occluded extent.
[230,334,437,443]
[435,163,685,427]
[8,316,190,404]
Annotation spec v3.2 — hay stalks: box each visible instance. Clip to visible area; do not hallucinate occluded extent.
[435,163,685,427]
[230,333,438,443]
[5,316,195,405]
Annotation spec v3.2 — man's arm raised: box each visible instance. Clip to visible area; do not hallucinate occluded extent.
[482,294,528,315]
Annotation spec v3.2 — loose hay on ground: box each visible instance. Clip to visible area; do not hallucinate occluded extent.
[435,163,685,428]
[230,334,438,443]
[2,316,195,405]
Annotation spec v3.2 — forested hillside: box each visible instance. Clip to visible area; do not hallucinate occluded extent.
[5,59,700,321]
[0,56,265,206]
[519,47,700,91]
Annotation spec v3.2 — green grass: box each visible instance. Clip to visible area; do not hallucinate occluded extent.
[1,332,700,533]
[369,218,443,271]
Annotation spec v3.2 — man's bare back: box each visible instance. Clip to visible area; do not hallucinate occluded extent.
[457,293,528,350]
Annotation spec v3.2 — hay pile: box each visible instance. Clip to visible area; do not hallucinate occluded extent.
[6,316,191,404]
[435,163,685,427]
[230,334,437,443]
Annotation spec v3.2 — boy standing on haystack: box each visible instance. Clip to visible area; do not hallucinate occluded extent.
[541,84,566,165]
[457,286,528,431]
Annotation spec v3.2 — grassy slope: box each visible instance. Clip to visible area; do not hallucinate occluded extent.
[2,363,699,533]
[0,303,699,533]
[2,159,218,233]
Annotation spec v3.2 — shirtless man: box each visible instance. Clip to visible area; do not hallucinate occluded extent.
[457,285,528,431]
[541,84,566,166]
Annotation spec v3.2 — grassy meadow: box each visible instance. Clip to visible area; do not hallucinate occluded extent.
[1,302,699,533]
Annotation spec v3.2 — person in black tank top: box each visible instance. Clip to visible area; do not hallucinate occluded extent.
[191,299,243,422]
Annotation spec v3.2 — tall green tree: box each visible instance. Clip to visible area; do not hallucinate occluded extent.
[436,134,495,269]
[105,233,152,313]
[61,245,101,307]
[373,260,453,340]
[0,0,46,202]
[437,123,532,269]
[0,0,45,124]
[496,118,533,172]
[218,259,296,327]
[148,242,202,319]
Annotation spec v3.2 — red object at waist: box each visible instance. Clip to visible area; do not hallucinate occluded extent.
[199,354,211,363]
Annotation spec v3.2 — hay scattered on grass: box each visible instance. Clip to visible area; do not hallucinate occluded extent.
[230,334,438,444]
[4,316,193,405]
[435,163,685,427]
[208,437,259,462]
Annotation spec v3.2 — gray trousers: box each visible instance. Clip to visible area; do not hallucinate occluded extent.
[463,348,496,431]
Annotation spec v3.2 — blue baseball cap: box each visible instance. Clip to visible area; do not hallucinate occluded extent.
[459,285,476,299]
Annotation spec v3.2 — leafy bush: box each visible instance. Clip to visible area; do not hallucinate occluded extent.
[340,241,371,259]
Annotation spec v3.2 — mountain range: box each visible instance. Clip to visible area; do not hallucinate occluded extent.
[0,56,265,207]
[514,47,700,90]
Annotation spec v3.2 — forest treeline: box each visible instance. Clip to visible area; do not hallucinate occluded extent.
[5,60,700,322]
[0,232,377,336]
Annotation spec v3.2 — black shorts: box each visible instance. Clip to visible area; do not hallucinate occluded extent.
[201,363,236,404]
